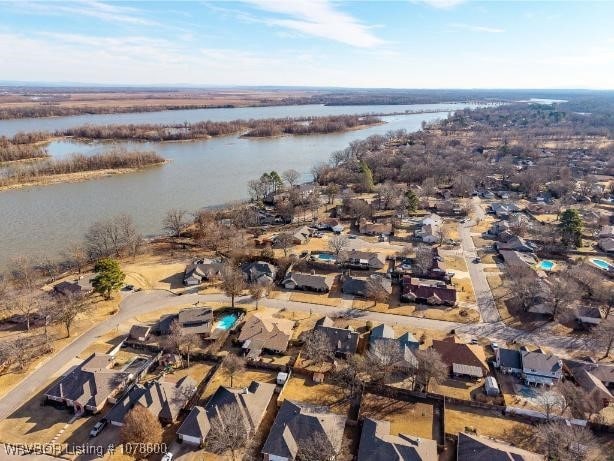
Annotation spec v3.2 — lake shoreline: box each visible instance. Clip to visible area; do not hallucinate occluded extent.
[0,160,168,192]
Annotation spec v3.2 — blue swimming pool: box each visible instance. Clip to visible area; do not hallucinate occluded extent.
[214,313,238,331]
[539,260,555,271]
[316,253,335,261]
[591,259,612,271]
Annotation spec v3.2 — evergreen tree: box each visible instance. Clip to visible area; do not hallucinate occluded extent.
[559,209,582,248]
[92,258,125,299]
[360,161,374,192]
[405,189,419,213]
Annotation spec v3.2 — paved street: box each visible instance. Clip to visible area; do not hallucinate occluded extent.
[0,283,589,423]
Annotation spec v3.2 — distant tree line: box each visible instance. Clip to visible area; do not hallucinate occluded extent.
[57,114,382,142]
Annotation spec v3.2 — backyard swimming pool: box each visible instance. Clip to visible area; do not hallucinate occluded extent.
[539,260,555,271]
[214,313,239,331]
[315,253,335,261]
[591,259,612,271]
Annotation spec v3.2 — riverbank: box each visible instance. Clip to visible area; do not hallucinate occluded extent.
[0,160,168,191]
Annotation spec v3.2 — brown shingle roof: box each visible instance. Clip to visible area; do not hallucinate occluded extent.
[238,314,294,353]
[432,338,488,377]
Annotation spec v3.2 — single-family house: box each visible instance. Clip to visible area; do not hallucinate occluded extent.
[177,380,276,446]
[242,261,277,284]
[314,316,359,357]
[521,351,562,386]
[598,225,614,239]
[495,235,535,252]
[574,368,613,408]
[357,418,438,461]
[338,250,385,270]
[316,218,344,233]
[358,218,393,236]
[401,277,457,306]
[261,400,347,461]
[291,226,311,245]
[45,353,133,414]
[431,337,489,379]
[457,432,544,461]
[575,306,604,327]
[183,259,224,286]
[53,275,95,296]
[128,324,151,342]
[135,376,197,425]
[369,324,419,370]
[238,313,294,357]
[598,237,614,253]
[341,274,391,298]
[154,307,214,336]
[495,348,522,375]
[490,202,521,219]
[106,384,149,427]
[282,272,329,293]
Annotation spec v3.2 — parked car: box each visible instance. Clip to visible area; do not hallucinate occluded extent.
[89,420,107,437]
[491,342,499,350]
[161,453,173,461]
[470,338,479,345]
[348,235,357,239]
[473,257,481,263]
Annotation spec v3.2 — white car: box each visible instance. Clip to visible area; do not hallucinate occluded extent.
[89,420,107,437]
[161,453,173,461]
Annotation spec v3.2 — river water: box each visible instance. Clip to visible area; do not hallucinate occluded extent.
[0,103,476,267]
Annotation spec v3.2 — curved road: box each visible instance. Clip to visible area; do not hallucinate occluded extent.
[0,288,587,421]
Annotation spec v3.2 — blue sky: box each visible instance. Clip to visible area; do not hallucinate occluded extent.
[1,0,613,88]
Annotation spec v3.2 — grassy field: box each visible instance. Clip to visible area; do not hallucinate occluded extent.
[279,376,350,416]
[200,367,277,401]
[445,407,534,442]
[360,394,435,439]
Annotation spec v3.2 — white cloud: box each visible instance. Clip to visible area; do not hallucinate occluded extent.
[240,0,385,48]
[413,0,466,9]
[15,0,158,26]
[451,23,504,33]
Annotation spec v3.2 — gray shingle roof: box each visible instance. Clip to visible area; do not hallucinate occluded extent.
[261,400,346,459]
[177,381,276,442]
[358,418,437,461]
[457,432,543,461]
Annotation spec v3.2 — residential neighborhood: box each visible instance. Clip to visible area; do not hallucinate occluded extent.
[0,100,612,461]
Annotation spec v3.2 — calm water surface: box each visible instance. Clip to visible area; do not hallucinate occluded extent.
[0,104,477,267]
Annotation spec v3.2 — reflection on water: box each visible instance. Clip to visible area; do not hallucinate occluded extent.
[0,104,479,267]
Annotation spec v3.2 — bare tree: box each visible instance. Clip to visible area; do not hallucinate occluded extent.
[328,234,349,256]
[8,256,38,290]
[414,348,447,391]
[324,183,339,205]
[591,317,614,358]
[221,264,246,308]
[557,381,602,420]
[35,256,60,282]
[84,214,139,259]
[365,276,390,307]
[9,291,40,331]
[54,293,87,337]
[221,353,245,387]
[62,243,88,274]
[535,421,597,461]
[330,354,366,401]
[547,275,581,321]
[535,390,563,420]
[366,339,405,383]
[275,232,295,257]
[166,321,201,368]
[248,281,271,309]
[120,404,163,460]
[296,432,341,461]
[204,404,248,461]
[412,245,433,276]
[163,208,187,238]
[302,329,334,368]
[283,169,300,187]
